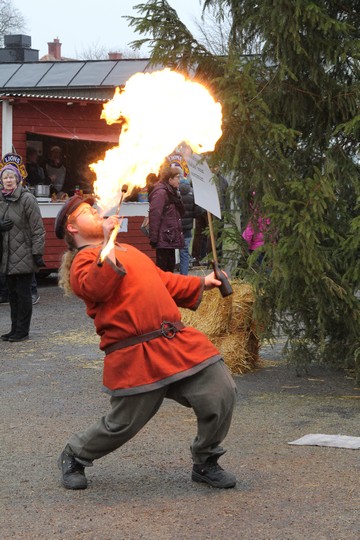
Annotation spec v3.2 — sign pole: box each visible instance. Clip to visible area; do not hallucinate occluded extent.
[207,210,218,264]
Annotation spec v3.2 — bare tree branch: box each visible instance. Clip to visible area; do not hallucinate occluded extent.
[194,5,231,55]
[77,42,143,60]
[0,0,26,46]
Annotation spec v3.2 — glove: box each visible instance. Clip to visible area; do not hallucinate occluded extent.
[0,218,14,231]
[33,254,46,268]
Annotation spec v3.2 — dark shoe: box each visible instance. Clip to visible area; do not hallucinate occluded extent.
[58,450,92,490]
[1,332,14,341]
[192,458,236,489]
[8,334,29,342]
[0,296,9,304]
[32,294,40,305]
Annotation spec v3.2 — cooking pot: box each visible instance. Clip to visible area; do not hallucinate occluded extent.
[35,184,50,197]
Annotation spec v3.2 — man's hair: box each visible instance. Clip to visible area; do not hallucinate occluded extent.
[146,172,158,186]
[58,230,77,295]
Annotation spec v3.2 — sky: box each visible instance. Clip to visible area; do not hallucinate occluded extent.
[12,0,205,59]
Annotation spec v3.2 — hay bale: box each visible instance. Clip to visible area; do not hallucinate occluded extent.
[228,282,255,331]
[181,289,232,335]
[180,281,259,374]
[211,330,259,374]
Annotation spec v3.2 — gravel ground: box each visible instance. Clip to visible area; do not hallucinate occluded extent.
[1,276,360,540]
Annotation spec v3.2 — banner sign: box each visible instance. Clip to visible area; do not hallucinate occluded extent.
[186,154,221,219]
[0,152,28,180]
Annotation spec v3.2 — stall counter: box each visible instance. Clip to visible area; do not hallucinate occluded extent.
[38,201,154,273]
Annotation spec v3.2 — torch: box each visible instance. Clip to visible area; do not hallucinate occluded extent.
[97,184,128,267]
[207,211,233,297]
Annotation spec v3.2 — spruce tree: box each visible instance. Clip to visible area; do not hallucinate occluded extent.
[129,1,360,379]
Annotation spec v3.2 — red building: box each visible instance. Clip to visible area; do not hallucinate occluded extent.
[0,36,155,270]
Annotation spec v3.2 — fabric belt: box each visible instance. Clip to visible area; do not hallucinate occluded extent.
[104,321,185,356]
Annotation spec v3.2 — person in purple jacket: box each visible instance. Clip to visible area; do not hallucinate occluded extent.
[148,166,185,272]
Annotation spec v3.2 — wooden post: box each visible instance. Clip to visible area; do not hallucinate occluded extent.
[207,210,217,264]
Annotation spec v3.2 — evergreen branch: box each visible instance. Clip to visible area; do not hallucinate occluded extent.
[126,1,220,76]
[126,0,360,378]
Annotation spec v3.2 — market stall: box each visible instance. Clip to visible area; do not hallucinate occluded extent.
[39,200,154,273]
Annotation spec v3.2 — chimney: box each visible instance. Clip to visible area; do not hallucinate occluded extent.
[48,38,62,60]
[0,34,39,62]
[108,52,123,60]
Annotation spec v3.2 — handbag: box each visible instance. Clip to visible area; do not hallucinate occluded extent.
[140,216,149,237]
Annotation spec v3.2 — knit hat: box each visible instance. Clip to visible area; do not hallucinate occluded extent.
[0,164,22,184]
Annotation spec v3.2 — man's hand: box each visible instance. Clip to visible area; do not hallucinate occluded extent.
[102,215,119,243]
[33,254,46,267]
[204,271,222,290]
[0,218,14,231]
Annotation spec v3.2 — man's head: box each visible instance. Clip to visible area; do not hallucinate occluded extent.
[26,147,39,163]
[145,173,158,191]
[49,146,64,167]
[55,195,102,246]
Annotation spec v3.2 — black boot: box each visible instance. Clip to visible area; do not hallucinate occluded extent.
[58,449,93,490]
[1,331,14,341]
[8,334,29,342]
[192,457,236,489]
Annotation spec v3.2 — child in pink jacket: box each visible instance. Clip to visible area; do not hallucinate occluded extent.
[242,216,270,252]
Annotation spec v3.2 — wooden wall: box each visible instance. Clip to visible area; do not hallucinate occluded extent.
[118,215,155,261]
[1,98,119,158]
[1,98,156,270]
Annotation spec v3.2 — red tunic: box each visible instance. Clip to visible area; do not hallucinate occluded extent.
[70,244,221,396]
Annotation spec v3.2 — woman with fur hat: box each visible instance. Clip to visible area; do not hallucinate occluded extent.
[0,163,45,341]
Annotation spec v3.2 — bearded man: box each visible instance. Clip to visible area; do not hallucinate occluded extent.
[55,196,237,490]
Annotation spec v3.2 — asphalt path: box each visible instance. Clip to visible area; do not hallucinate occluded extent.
[1,276,359,539]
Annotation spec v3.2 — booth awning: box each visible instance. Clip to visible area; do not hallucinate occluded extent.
[27,130,119,144]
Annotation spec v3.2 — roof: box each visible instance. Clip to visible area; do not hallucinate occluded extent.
[39,55,77,62]
[27,129,119,144]
[0,59,154,91]
[0,92,109,103]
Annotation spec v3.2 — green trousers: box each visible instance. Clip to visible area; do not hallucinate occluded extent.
[67,360,237,464]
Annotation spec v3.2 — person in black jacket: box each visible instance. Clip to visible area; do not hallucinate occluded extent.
[25,147,47,187]
[179,178,203,275]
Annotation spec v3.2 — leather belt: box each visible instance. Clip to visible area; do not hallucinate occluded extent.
[104,321,185,356]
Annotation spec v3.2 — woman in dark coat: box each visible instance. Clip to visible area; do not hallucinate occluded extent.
[148,166,185,272]
[0,164,45,341]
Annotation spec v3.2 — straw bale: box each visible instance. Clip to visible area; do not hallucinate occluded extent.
[180,288,233,335]
[229,282,255,331]
[211,331,260,374]
[180,281,260,374]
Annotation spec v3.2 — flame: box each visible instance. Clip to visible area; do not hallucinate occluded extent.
[90,68,222,213]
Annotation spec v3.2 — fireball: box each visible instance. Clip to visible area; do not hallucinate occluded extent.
[90,68,222,213]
